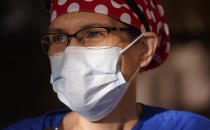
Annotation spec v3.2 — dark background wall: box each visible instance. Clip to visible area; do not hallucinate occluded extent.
[0,0,209,128]
[0,0,67,128]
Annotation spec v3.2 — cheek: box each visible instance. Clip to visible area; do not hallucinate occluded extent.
[120,48,140,81]
[106,34,127,48]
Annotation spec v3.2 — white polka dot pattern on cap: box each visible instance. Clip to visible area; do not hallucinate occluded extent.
[157,22,162,33]
[133,12,139,19]
[149,25,153,31]
[150,0,155,8]
[144,0,148,5]
[157,5,164,17]
[137,4,143,12]
[122,4,130,9]
[163,23,169,36]
[58,0,67,6]
[111,0,121,8]
[146,9,152,19]
[51,10,57,22]
[150,11,156,22]
[94,4,108,15]
[120,13,131,24]
[67,2,80,13]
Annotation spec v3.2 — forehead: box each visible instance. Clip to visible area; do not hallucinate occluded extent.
[49,12,127,33]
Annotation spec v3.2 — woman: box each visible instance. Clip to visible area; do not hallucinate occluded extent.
[4,0,210,130]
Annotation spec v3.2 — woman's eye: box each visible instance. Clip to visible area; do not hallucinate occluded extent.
[53,34,65,43]
[86,31,103,38]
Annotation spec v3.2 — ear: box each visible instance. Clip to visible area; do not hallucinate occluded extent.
[138,32,158,68]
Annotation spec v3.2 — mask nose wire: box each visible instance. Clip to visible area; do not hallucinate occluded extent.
[120,33,144,54]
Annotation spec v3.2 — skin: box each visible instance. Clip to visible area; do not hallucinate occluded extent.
[49,12,158,130]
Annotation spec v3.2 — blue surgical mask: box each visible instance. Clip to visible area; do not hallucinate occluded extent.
[50,33,144,121]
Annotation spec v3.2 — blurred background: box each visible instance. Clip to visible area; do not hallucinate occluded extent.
[0,0,209,128]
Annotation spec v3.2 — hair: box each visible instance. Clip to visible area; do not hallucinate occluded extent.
[126,24,142,40]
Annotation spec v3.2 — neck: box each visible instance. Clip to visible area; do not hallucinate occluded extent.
[60,80,142,130]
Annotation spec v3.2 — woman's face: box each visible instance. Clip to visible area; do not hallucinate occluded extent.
[49,12,145,81]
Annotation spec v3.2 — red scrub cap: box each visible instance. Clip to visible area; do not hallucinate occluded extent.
[50,0,170,71]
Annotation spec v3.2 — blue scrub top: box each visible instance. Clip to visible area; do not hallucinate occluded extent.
[3,104,210,130]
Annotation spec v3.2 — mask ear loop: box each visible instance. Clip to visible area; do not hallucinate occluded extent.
[128,66,140,83]
[120,33,144,54]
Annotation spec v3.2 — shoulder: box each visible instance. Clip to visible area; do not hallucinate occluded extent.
[134,104,210,130]
[3,109,70,130]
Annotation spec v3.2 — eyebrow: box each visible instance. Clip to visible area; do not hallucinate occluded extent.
[48,23,112,34]
[48,28,68,34]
